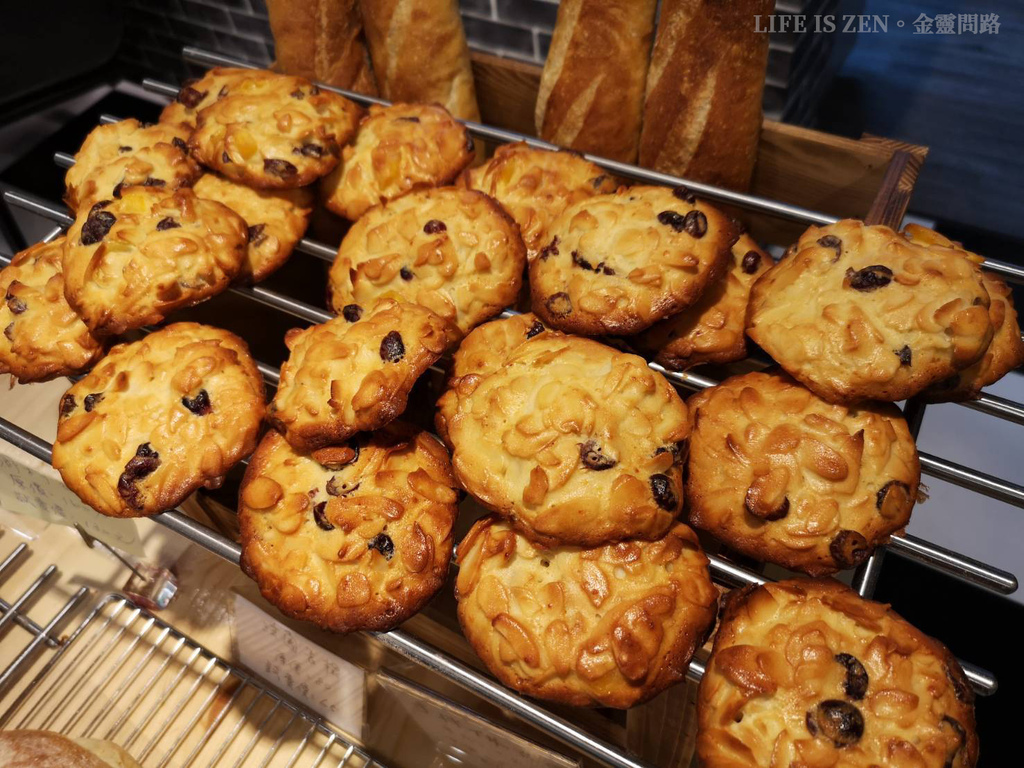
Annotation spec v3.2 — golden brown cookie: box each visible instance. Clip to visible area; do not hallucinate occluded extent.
[455,516,717,708]
[747,220,995,404]
[328,187,526,337]
[159,67,257,129]
[459,142,617,259]
[239,426,459,633]
[62,187,248,336]
[64,118,200,212]
[269,298,451,452]
[192,173,314,282]
[530,186,736,336]
[437,326,691,546]
[634,233,771,370]
[189,72,362,189]
[0,238,105,383]
[697,578,978,768]
[686,371,920,575]
[52,323,265,518]
[320,103,474,220]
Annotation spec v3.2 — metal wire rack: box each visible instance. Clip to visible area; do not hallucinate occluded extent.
[0,44,1021,768]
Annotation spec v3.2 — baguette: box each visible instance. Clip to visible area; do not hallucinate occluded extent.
[535,0,657,163]
[639,0,773,191]
[266,0,317,79]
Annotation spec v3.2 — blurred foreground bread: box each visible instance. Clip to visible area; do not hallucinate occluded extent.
[0,730,142,768]
[639,0,773,191]
[358,0,480,120]
[536,0,657,163]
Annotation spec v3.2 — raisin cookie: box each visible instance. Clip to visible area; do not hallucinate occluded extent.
[192,173,314,282]
[269,298,451,452]
[328,187,526,337]
[64,118,200,212]
[530,186,736,336]
[0,238,105,383]
[437,326,691,546]
[686,371,920,575]
[239,426,458,633]
[52,323,265,518]
[321,103,474,220]
[697,579,978,768]
[456,516,717,708]
[747,220,994,404]
[62,187,248,336]
[189,72,362,189]
[159,67,256,129]
[459,142,617,259]
[634,234,771,370]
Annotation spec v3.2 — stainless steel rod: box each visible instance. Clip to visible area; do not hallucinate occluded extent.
[960,392,1024,427]
[919,452,1024,508]
[888,534,1018,593]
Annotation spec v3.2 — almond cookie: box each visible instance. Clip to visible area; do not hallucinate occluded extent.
[437,329,691,546]
[0,238,105,383]
[52,323,265,518]
[269,298,451,452]
[159,67,257,129]
[747,220,995,404]
[633,233,771,370]
[530,186,736,336]
[192,173,314,282]
[64,118,200,212]
[686,371,920,575]
[456,516,717,708]
[459,142,617,259]
[320,103,474,220]
[62,187,248,336]
[698,579,978,768]
[239,426,459,633]
[189,72,362,189]
[328,187,526,337]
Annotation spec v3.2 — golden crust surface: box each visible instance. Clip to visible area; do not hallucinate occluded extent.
[159,67,257,129]
[697,578,978,768]
[192,173,314,282]
[0,238,105,383]
[529,186,735,336]
[459,142,616,259]
[52,323,265,518]
[686,371,920,576]
[0,730,142,768]
[269,298,451,452]
[328,187,525,337]
[189,72,362,189]
[239,426,459,633]
[63,187,248,336]
[456,516,717,708]
[437,323,691,546]
[747,220,994,404]
[634,233,771,370]
[320,103,473,220]
[64,119,200,212]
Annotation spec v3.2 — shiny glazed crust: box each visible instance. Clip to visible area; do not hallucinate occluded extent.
[529,186,736,336]
[633,233,771,370]
[159,67,257,129]
[686,371,920,576]
[437,326,691,546]
[747,220,994,404]
[0,238,105,383]
[268,298,451,452]
[62,188,248,336]
[328,187,526,337]
[459,143,617,259]
[239,426,458,633]
[455,516,718,708]
[320,103,474,220]
[192,173,314,282]
[64,119,200,212]
[52,323,265,518]
[697,579,978,768]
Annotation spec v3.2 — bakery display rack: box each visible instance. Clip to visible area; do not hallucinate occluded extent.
[1,44,1021,768]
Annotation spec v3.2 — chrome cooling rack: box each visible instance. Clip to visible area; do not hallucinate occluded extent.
[0,44,1021,768]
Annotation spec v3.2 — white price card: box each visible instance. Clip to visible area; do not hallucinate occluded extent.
[233,594,365,738]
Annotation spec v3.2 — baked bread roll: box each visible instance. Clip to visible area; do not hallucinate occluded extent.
[358,0,480,121]
[0,731,141,767]
[535,0,657,163]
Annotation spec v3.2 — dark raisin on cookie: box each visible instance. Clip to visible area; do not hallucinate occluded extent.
[579,440,617,470]
[400,266,414,281]
[59,394,77,418]
[112,182,125,199]
[181,389,212,415]
[171,137,188,152]
[806,700,864,747]
[290,89,305,99]
[264,159,298,177]
[683,210,708,238]
[222,151,232,164]
[590,174,609,188]
[367,532,395,560]
[83,393,104,413]
[940,716,967,766]
[118,145,133,153]
[538,237,559,261]
[845,265,893,291]
[3,323,13,341]
[156,217,181,231]
[571,251,594,271]
[396,115,421,123]
[876,479,911,514]
[313,501,334,530]
[544,292,573,318]
[650,474,678,511]
[817,235,843,259]
[80,209,117,246]
[829,529,871,569]
[326,477,360,497]
[247,223,267,246]
[6,293,26,315]
[177,86,207,109]
[657,211,687,232]
[673,186,696,204]
[741,250,762,274]
[142,177,165,188]
[834,653,869,700]
[342,304,363,323]
[380,331,405,362]
[117,443,161,511]
[293,143,324,157]
[526,320,545,339]
[654,441,689,465]
[423,219,446,234]
[896,345,912,366]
